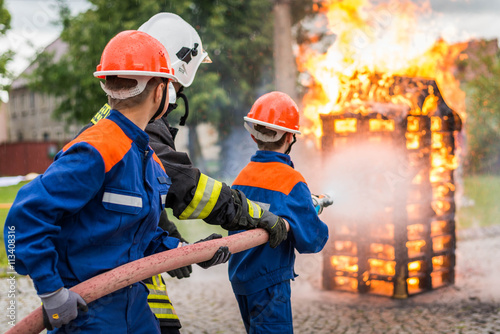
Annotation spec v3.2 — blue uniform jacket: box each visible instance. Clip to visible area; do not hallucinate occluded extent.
[228,150,329,295]
[4,110,179,295]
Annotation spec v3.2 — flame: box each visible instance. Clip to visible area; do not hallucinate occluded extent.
[334,118,357,133]
[406,240,426,257]
[432,235,452,252]
[296,0,467,140]
[407,277,420,287]
[407,224,425,240]
[312,0,461,295]
[431,220,449,236]
[408,261,422,272]
[331,255,359,272]
[432,255,446,268]
[369,259,396,276]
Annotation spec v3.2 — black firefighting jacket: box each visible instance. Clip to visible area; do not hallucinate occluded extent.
[146,117,237,226]
[86,104,239,228]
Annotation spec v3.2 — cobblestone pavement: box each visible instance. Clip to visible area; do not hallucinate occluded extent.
[1,229,499,334]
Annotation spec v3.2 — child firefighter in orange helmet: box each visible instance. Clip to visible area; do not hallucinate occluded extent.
[228,91,331,333]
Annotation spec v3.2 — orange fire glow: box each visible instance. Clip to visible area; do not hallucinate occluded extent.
[296,0,466,143]
[311,0,461,295]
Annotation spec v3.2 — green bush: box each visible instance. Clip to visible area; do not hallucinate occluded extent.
[456,175,500,229]
[461,50,500,174]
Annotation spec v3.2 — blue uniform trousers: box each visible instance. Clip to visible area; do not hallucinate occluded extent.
[48,283,160,334]
[235,280,293,334]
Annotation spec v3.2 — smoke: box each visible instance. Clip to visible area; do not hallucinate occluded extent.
[296,139,415,226]
[218,127,256,182]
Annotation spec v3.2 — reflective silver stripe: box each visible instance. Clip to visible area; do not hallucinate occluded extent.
[253,200,270,211]
[247,199,261,218]
[102,192,142,208]
[161,194,166,206]
[189,176,216,219]
[180,174,223,220]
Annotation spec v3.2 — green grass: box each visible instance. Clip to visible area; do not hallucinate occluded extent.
[456,175,500,229]
[166,208,228,242]
[0,181,27,202]
[0,181,29,272]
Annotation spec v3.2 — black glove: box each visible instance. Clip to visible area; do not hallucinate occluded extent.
[40,288,88,330]
[230,189,288,248]
[167,264,193,279]
[256,210,288,248]
[194,233,231,269]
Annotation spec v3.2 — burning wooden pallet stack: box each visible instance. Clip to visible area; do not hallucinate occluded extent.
[319,75,461,298]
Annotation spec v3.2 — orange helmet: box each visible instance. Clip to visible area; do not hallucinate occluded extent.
[94,30,175,80]
[244,91,301,136]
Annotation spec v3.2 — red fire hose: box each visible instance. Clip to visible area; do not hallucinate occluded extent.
[6,228,269,334]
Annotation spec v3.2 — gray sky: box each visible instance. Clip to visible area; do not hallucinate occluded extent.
[0,0,499,101]
[421,0,500,41]
[1,0,90,74]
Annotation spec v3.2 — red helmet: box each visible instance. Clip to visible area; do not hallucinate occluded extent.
[94,30,175,80]
[244,91,301,134]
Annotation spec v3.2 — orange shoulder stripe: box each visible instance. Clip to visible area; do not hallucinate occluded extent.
[232,161,306,195]
[63,119,132,173]
[152,152,166,173]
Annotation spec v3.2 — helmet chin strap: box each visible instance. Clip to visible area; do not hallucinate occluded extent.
[177,86,189,126]
[149,80,168,124]
[159,86,190,127]
[284,134,296,155]
[164,103,178,117]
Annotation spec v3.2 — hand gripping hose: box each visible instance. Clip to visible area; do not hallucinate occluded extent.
[6,228,270,334]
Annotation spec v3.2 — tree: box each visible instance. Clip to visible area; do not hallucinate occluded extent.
[30,0,274,171]
[29,0,314,173]
[31,0,188,123]
[273,0,297,101]
[462,50,500,174]
[0,0,13,93]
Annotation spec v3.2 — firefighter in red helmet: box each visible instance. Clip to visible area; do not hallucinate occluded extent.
[4,30,196,333]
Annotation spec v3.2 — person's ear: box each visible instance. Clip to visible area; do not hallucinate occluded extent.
[154,82,166,104]
[286,132,293,143]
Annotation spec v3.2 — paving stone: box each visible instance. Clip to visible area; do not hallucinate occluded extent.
[0,230,499,333]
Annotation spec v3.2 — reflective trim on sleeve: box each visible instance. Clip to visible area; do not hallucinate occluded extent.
[247,199,262,219]
[161,194,166,206]
[153,274,165,288]
[179,174,223,220]
[102,192,142,208]
[146,274,179,320]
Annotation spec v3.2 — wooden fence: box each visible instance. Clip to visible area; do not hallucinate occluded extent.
[0,141,64,176]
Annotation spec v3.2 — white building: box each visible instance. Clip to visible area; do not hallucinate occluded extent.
[7,38,81,142]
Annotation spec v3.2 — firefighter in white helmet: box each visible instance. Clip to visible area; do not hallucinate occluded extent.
[80,13,289,334]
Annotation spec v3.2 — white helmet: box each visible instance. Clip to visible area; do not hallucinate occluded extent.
[139,13,211,87]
